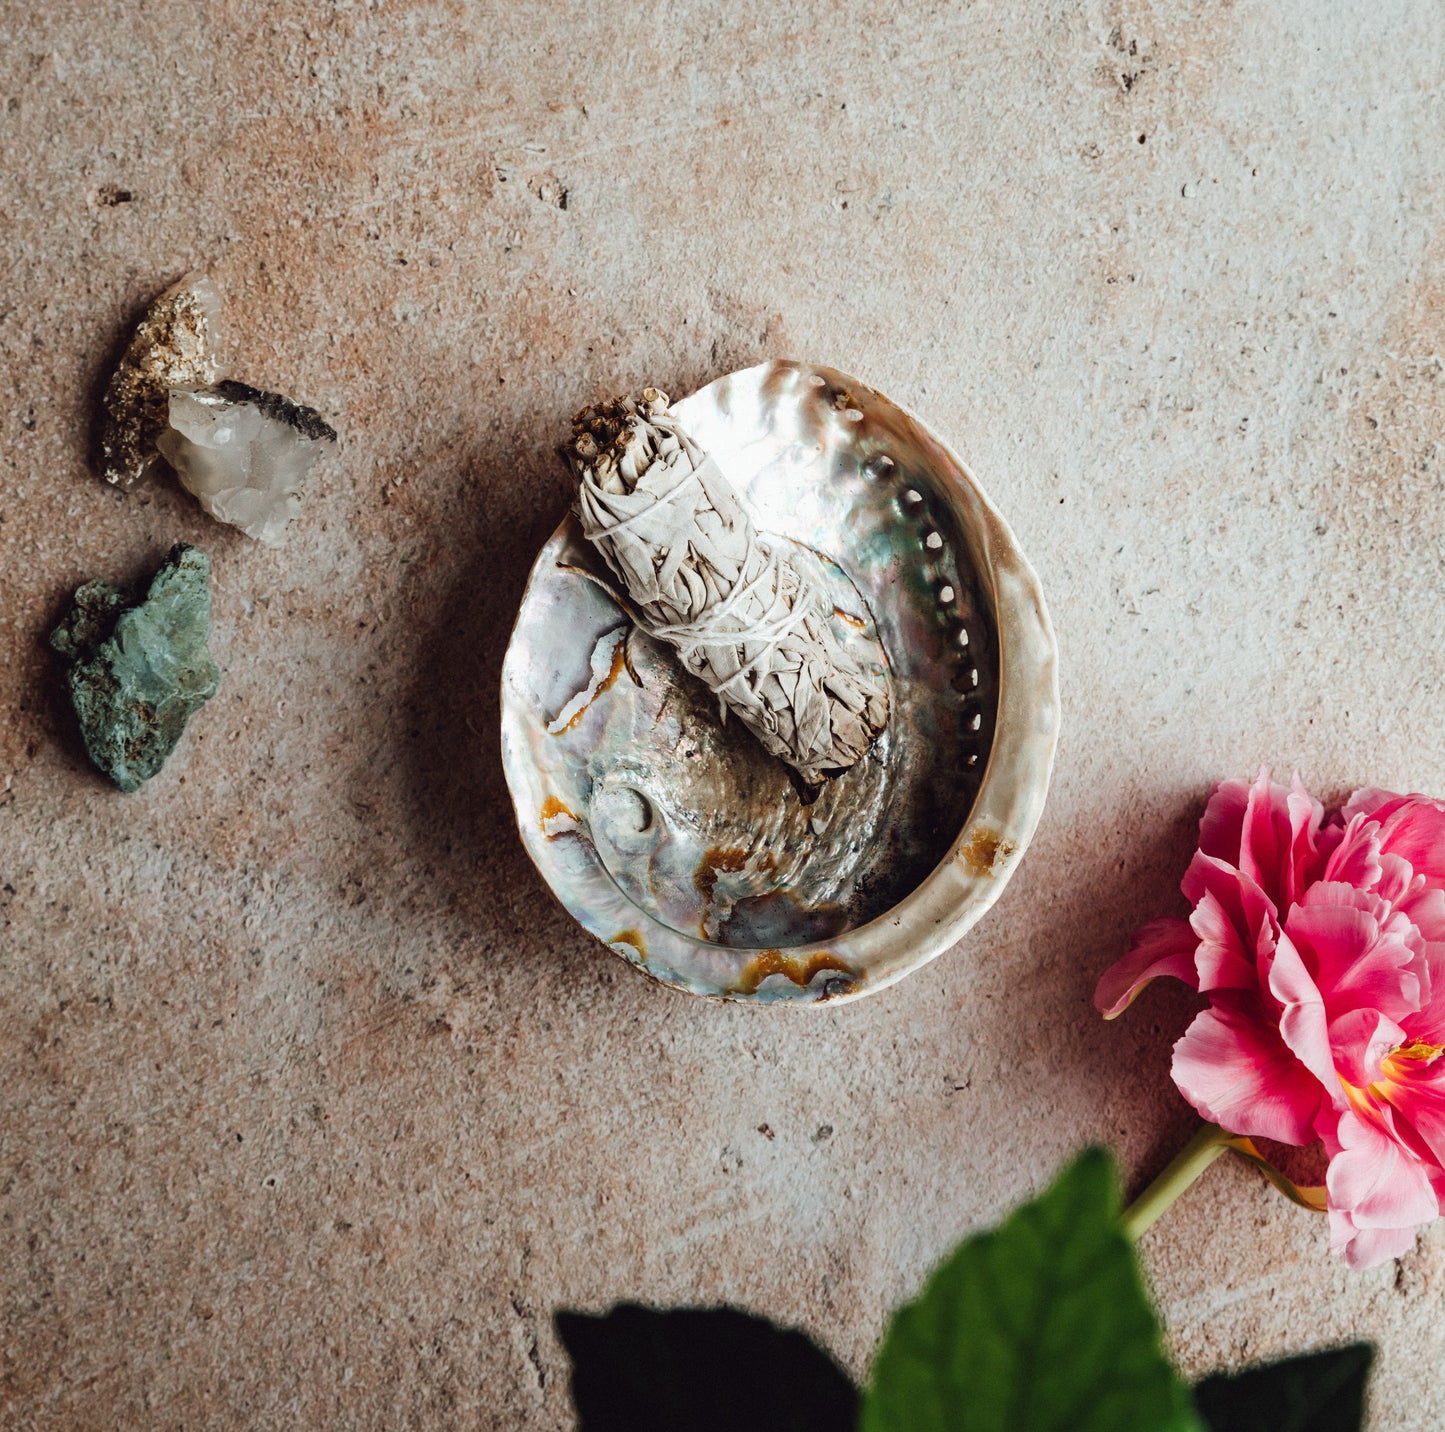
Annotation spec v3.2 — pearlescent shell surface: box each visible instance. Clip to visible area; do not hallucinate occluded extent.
[500,360,1059,1003]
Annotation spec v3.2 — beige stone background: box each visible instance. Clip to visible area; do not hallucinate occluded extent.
[1,0,1442,1426]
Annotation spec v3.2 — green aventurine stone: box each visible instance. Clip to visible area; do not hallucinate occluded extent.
[49,544,221,792]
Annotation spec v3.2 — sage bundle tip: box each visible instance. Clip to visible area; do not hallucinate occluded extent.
[565,387,891,786]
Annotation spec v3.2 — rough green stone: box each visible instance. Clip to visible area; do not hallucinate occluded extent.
[48,579,129,662]
[49,544,221,792]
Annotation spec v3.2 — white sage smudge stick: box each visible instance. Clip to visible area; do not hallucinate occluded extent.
[565,388,890,786]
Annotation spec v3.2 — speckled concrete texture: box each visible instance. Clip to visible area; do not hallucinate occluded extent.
[1,2,1442,1427]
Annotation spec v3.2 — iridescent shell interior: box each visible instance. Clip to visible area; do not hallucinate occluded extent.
[501,361,1058,1003]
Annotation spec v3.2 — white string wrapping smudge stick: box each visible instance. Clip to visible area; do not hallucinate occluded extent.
[564,388,890,785]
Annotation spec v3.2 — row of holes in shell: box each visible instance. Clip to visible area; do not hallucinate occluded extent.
[806,377,989,759]
[861,449,986,767]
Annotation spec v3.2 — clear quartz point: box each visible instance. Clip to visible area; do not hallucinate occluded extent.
[158,380,337,546]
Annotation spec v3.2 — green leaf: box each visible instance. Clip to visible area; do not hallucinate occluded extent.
[859,1147,1201,1432]
[1192,1344,1373,1432]
[556,1303,859,1432]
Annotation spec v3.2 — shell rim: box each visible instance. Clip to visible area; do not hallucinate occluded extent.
[499,359,1060,1005]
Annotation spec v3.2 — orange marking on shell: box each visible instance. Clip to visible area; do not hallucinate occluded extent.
[958,827,1015,875]
[553,636,630,734]
[735,948,855,996]
[609,929,647,961]
[539,794,580,837]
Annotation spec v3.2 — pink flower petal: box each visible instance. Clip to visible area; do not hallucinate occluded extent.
[1396,887,1445,1038]
[1402,934,1445,1047]
[1371,796,1445,887]
[1285,901,1422,1023]
[1328,1209,1418,1270]
[1181,848,1259,909]
[1212,769,1330,915]
[1240,768,1294,911]
[1368,1051,1445,1168]
[1171,994,1324,1145]
[1268,929,1340,1102]
[1402,1002,1445,1051]
[1198,777,1252,868]
[1326,1109,1439,1230]
[1343,787,1399,823]
[1315,818,1346,873]
[1398,886,1445,944]
[1094,917,1197,1018]
[1285,774,1329,908]
[1322,814,1384,892]
[1328,1007,1406,1090]
[1375,853,1417,905]
[1299,879,1394,928]
[1190,889,1256,993]
[1182,854,1275,994]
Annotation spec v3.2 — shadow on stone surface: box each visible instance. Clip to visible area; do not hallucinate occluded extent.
[946,781,1211,1190]
[393,431,580,935]
[557,1304,858,1432]
[1193,1342,1373,1432]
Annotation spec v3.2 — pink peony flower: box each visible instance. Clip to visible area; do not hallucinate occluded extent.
[1097,770,1445,1269]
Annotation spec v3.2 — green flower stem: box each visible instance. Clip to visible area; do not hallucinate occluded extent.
[1120,1122,1233,1243]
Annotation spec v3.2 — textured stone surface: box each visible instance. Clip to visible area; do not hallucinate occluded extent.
[49,544,221,792]
[0,3,1442,1429]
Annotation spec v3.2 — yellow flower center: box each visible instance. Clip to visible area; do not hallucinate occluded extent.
[1339,1040,1444,1115]
[1383,1039,1445,1072]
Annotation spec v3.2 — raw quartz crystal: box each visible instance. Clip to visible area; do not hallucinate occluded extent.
[98,272,224,489]
[96,271,337,542]
[566,389,890,786]
[49,545,221,792]
[157,381,338,547]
